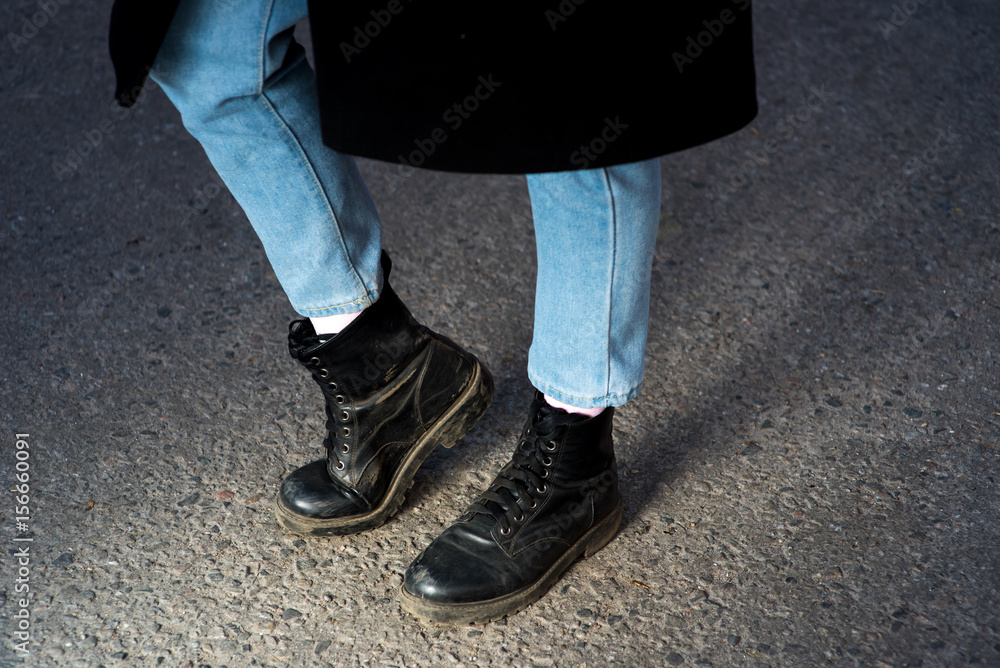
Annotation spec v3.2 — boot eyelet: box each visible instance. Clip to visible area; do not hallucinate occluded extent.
[341,410,350,421]
[335,460,346,471]
[309,357,321,366]
[527,499,537,509]
[513,513,524,523]
[342,427,351,437]
[328,382,338,391]
[540,468,550,479]
[318,369,330,378]
[536,483,548,494]
[340,444,350,454]
[335,395,345,404]
[545,440,557,451]
[541,456,553,467]
[500,526,511,536]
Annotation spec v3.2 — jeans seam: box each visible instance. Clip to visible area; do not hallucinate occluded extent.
[256,0,372,307]
[256,0,273,94]
[601,166,617,401]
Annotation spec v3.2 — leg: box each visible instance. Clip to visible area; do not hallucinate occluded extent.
[400,159,661,624]
[151,0,493,534]
[527,158,662,408]
[151,0,382,315]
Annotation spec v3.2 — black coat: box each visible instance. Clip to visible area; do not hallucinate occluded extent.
[110,1,757,174]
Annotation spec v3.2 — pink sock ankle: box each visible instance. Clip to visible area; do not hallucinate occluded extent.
[543,394,605,417]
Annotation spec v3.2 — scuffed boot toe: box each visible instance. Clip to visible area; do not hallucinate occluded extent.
[275,459,370,536]
[403,526,520,605]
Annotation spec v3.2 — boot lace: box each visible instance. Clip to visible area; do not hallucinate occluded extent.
[294,338,353,473]
[466,405,563,535]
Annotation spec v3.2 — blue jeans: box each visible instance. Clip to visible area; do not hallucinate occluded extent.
[151,0,660,408]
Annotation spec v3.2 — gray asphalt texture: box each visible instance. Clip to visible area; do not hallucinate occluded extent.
[2,1,999,666]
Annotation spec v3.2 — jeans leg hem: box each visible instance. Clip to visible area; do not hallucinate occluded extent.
[529,377,641,409]
[293,288,380,317]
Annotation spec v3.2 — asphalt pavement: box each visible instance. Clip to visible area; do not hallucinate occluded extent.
[1,1,998,666]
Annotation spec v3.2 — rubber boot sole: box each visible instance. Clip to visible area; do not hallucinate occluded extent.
[274,359,494,536]
[398,497,623,625]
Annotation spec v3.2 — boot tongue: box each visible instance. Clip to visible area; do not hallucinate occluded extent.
[530,400,590,438]
[457,397,590,532]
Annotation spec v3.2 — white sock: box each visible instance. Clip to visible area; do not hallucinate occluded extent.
[543,394,605,417]
[310,310,363,338]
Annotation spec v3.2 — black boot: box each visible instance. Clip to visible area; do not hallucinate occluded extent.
[275,252,494,536]
[399,392,622,624]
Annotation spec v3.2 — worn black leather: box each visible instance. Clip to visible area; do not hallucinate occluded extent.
[276,252,493,535]
[400,393,621,622]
